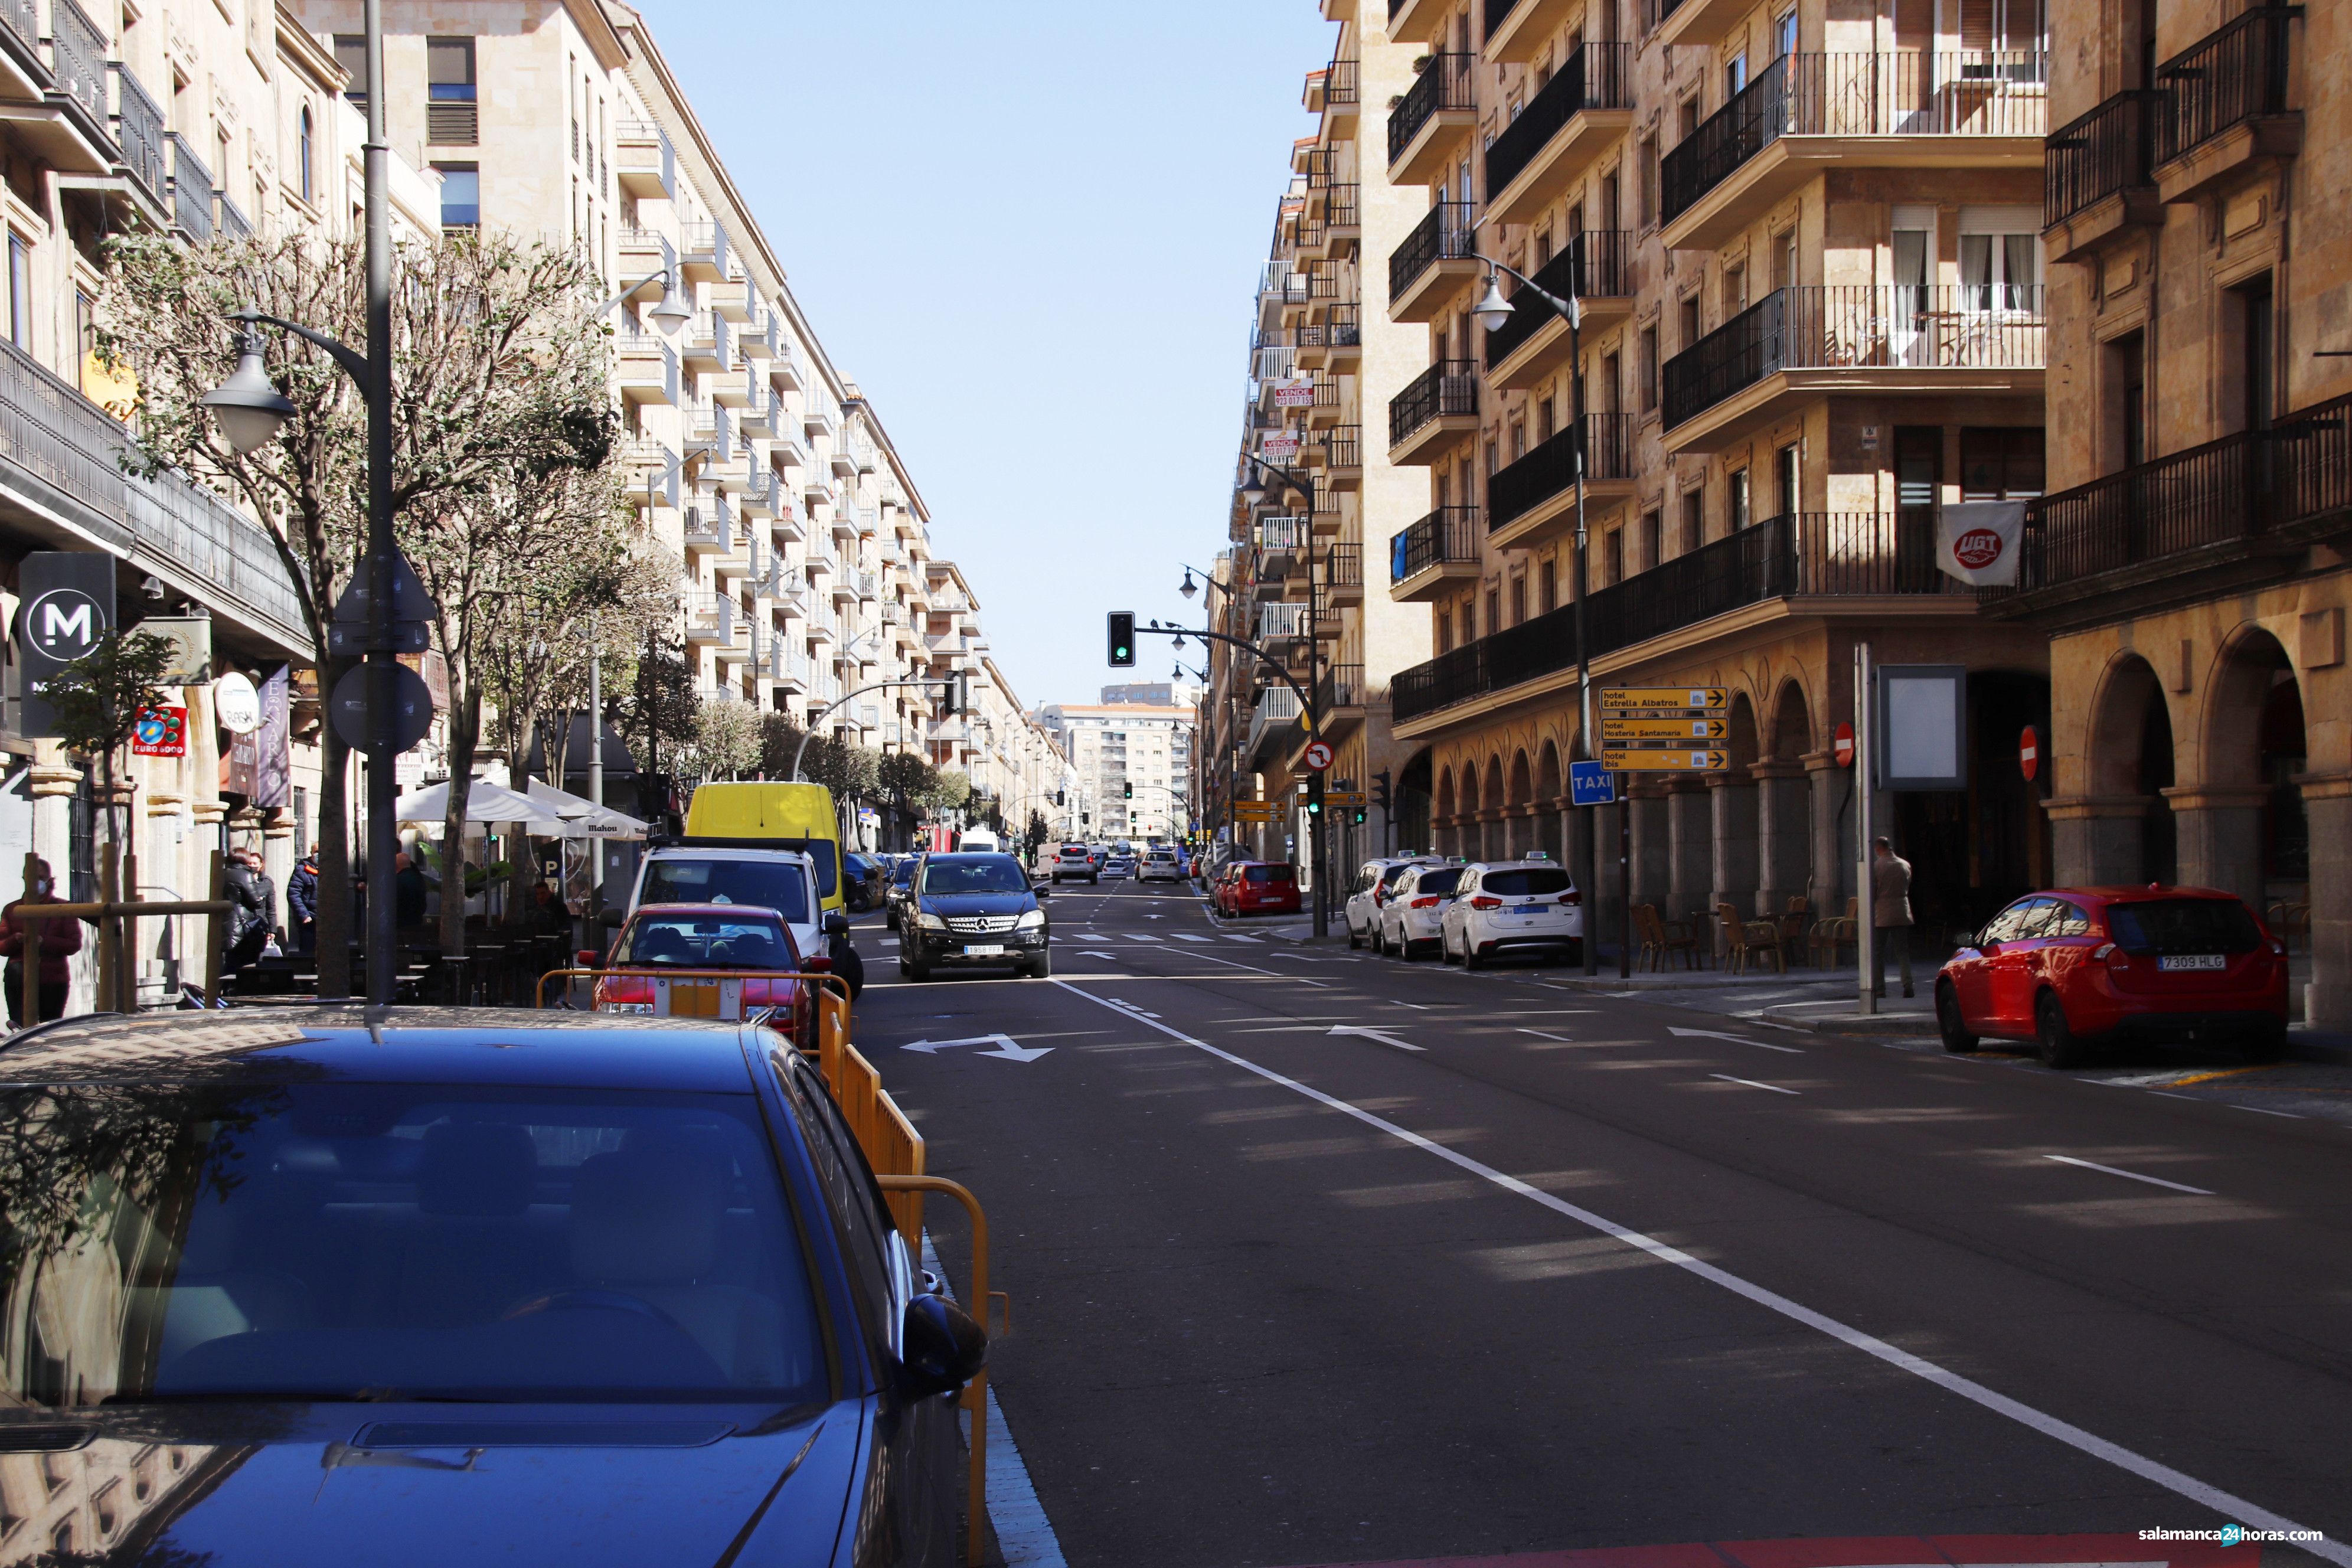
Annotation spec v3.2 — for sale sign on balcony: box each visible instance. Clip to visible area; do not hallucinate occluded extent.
[1272,379,1317,407]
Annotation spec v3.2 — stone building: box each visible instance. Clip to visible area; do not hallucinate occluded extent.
[1995,0,2347,1024]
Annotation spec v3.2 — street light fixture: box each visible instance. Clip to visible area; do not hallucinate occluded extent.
[199,327,299,454]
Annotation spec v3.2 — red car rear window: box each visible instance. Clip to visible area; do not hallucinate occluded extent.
[1246,865,1296,884]
[2105,898,2261,955]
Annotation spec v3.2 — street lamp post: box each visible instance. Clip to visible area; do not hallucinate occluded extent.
[1472,256,1600,977]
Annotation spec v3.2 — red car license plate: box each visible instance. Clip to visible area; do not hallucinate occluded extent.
[2158,954,2226,971]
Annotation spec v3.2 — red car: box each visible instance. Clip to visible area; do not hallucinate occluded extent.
[1218,861,1302,918]
[1935,886,2288,1067]
[593,902,816,1041]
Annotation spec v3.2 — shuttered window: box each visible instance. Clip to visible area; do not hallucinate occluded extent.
[426,37,478,145]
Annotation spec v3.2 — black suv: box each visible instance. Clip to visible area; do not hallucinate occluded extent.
[899,853,1051,981]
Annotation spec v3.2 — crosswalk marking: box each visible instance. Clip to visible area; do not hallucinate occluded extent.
[1131,933,1162,942]
[1223,934,1263,944]
[1174,933,1211,943]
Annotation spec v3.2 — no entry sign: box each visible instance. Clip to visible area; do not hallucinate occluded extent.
[2020,724,2043,781]
[1833,722,1855,769]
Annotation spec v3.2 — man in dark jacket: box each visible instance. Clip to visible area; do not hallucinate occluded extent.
[287,851,319,954]
[0,858,81,1026]
[224,850,274,971]
[394,852,429,929]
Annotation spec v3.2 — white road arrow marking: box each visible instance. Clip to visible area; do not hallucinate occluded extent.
[1670,1026,1804,1054]
[900,1033,1053,1063]
[1328,1025,1425,1053]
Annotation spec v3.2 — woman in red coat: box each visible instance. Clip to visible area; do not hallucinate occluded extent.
[0,858,81,1027]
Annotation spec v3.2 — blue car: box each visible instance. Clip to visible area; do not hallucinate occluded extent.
[0,1008,986,1566]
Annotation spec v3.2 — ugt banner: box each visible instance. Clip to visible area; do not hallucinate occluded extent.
[1935,501,2027,587]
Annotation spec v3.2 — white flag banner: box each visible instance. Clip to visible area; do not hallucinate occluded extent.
[1935,501,2027,586]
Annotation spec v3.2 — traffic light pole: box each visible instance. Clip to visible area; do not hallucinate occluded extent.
[792,674,967,782]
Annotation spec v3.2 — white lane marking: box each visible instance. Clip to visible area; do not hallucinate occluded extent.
[1709,1073,1800,1096]
[1151,949,1280,977]
[1328,1024,1425,1053]
[1223,934,1265,944]
[1518,1029,1574,1043]
[1080,952,1119,961]
[1131,933,1163,943]
[1670,1026,1805,1054]
[1046,979,2344,1560]
[2234,1104,2305,1120]
[1174,933,1211,943]
[2148,1091,2196,1100]
[922,1236,1066,1567]
[2044,1155,2214,1195]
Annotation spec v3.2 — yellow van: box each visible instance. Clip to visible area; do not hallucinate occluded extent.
[683,782,847,915]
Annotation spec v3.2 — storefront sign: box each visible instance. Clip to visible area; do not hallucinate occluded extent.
[215,671,262,734]
[14,551,116,738]
[131,705,187,757]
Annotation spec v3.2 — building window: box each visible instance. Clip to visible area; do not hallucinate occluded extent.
[1959,427,2045,499]
[1680,486,1704,552]
[427,37,479,145]
[1640,507,1661,569]
[1638,135,1657,226]
[1509,574,1526,625]
[2105,331,2147,472]
[1539,557,1557,612]
[1678,294,1701,352]
[1484,587,1500,636]
[1638,325,1658,411]
[1729,469,1750,530]
[333,34,367,108]
[7,234,30,349]
[434,163,480,228]
[298,106,313,203]
[1604,527,1623,585]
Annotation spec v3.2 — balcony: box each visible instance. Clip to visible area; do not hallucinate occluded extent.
[1388,358,1479,465]
[739,378,778,438]
[1661,285,2044,451]
[1322,55,1360,134]
[680,221,733,283]
[1322,424,1364,489]
[1486,44,1634,224]
[2043,90,2162,259]
[0,0,40,101]
[1386,0,1452,45]
[1318,664,1367,740]
[1483,230,1632,389]
[1322,544,1364,607]
[1486,414,1638,550]
[1987,388,2352,629]
[1246,684,1305,771]
[683,501,731,555]
[737,464,779,519]
[684,592,736,647]
[616,334,680,406]
[1389,505,1482,600]
[1484,0,1582,62]
[622,440,678,512]
[1314,182,1360,257]
[31,0,110,173]
[1660,52,2048,253]
[1388,53,1476,182]
[105,63,166,218]
[683,311,731,375]
[613,120,675,199]
[708,279,753,324]
[1390,201,1478,322]
[2151,8,2299,204]
[1392,511,1966,725]
[1297,305,1361,372]
[166,132,211,242]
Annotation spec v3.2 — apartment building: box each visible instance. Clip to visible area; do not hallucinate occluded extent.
[1206,2,1433,882]
[1038,701,1194,843]
[1313,0,2054,951]
[1990,0,2347,1025]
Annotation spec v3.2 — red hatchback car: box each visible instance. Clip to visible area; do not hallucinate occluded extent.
[1217,861,1302,918]
[1935,886,2289,1067]
[593,902,816,1041]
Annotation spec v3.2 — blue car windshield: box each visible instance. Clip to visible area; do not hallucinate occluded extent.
[0,1084,828,1405]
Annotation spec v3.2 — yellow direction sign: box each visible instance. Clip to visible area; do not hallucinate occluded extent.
[1325,790,1367,808]
[1600,687,1729,713]
[1602,748,1730,772]
[1601,717,1730,742]
[1231,801,1280,820]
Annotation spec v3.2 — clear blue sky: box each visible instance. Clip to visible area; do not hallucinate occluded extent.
[642,1,1337,711]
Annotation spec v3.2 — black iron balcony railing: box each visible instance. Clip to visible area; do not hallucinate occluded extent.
[1483,230,1631,368]
[2044,89,2159,228]
[1393,510,1958,721]
[1324,305,1361,351]
[1389,358,1479,450]
[1326,56,1358,107]
[0,0,36,54]
[1324,424,1363,469]
[1320,662,1366,712]
[1486,43,1633,197]
[2000,388,2352,597]
[48,0,109,133]
[1391,506,1482,583]
[1324,545,1363,590]
[1308,260,1341,300]
[1323,182,1360,229]
[1662,52,2049,224]
[1389,52,1476,168]
[1488,414,1636,530]
[1661,285,2046,429]
[110,63,165,204]
[1390,200,1475,305]
[2155,7,2295,165]
[166,132,212,241]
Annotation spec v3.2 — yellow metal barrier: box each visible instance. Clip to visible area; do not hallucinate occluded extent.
[535,966,848,1023]
[879,1174,1005,1568]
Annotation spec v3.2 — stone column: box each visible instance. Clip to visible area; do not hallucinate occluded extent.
[1629,782,1671,913]
[1540,805,1565,865]
[1753,760,1811,918]
[2301,772,2352,1031]
[2161,786,2268,907]
[1501,809,1520,861]
[144,791,186,999]
[2044,794,2152,885]
[28,761,84,1014]
[1587,799,1624,962]
[1668,780,1711,926]
[1707,771,1760,920]
[263,809,296,935]
[1803,750,1852,917]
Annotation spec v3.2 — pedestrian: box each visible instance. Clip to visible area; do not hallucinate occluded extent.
[224,850,274,971]
[1871,835,1915,999]
[394,851,429,929]
[287,849,319,955]
[0,858,80,1027]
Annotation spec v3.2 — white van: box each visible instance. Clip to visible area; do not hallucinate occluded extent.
[955,829,1000,852]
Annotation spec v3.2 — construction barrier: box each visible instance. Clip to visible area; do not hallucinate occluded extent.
[880,1174,1005,1568]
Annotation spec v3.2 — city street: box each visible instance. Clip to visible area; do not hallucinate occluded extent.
[860,881,2352,1568]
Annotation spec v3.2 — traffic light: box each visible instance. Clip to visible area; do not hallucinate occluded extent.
[1107,612,1135,668]
[1305,776,1324,818]
[1123,780,1133,800]
[936,671,969,715]
[1371,769,1392,814]
[1351,806,1367,825]
[1056,789,1066,806]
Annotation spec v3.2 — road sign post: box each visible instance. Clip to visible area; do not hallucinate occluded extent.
[1568,762,1616,806]
[1600,687,1736,976]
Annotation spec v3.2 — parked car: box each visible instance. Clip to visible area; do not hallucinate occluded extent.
[1102,854,1135,880]
[1440,858,1583,969]
[595,903,816,1041]
[1378,863,1465,959]
[1345,857,1445,949]
[883,855,921,930]
[0,1007,988,1563]
[1220,861,1301,918]
[841,850,886,913]
[1139,847,1182,882]
[627,844,856,995]
[900,852,1053,981]
[1935,886,2289,1067]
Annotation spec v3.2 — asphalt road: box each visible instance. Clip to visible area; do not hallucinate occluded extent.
[852,878,2352,1568]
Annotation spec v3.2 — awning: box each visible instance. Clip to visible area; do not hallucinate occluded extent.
[525,778,649,839]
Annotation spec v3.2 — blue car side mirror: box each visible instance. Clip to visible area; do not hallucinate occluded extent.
[900,1292,986,1399]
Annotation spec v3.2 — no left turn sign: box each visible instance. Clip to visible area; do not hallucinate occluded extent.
[1303,740,1334,771]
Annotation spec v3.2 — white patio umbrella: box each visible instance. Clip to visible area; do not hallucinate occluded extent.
[524,777,649,839]
[393,778,572,828]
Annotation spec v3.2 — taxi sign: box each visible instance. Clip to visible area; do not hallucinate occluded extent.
[1600,717,1730,741]
[1600,687,1729,713]
[1602,749,1730,772]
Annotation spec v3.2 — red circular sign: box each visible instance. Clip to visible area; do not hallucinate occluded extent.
[2020,724,2041,782]
[1833,722,1856,769]
[1952,528,2007,570]
[1303,740,1334,772]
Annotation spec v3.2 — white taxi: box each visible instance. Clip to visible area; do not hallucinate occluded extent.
[1344,856,1443,949]
[1440,856,1583,969]
[1377,862,1466,960]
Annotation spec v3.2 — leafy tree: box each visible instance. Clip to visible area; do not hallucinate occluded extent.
[99,228,628,994]
[925,768,972,816]
[612,635,698,819]
[1025,809,1050,857]
[680,695,762,786]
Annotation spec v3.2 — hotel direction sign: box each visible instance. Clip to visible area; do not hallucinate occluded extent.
[1600,716,1730,743]
[1600,687,1729,714]
[1600,749,1730,772]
